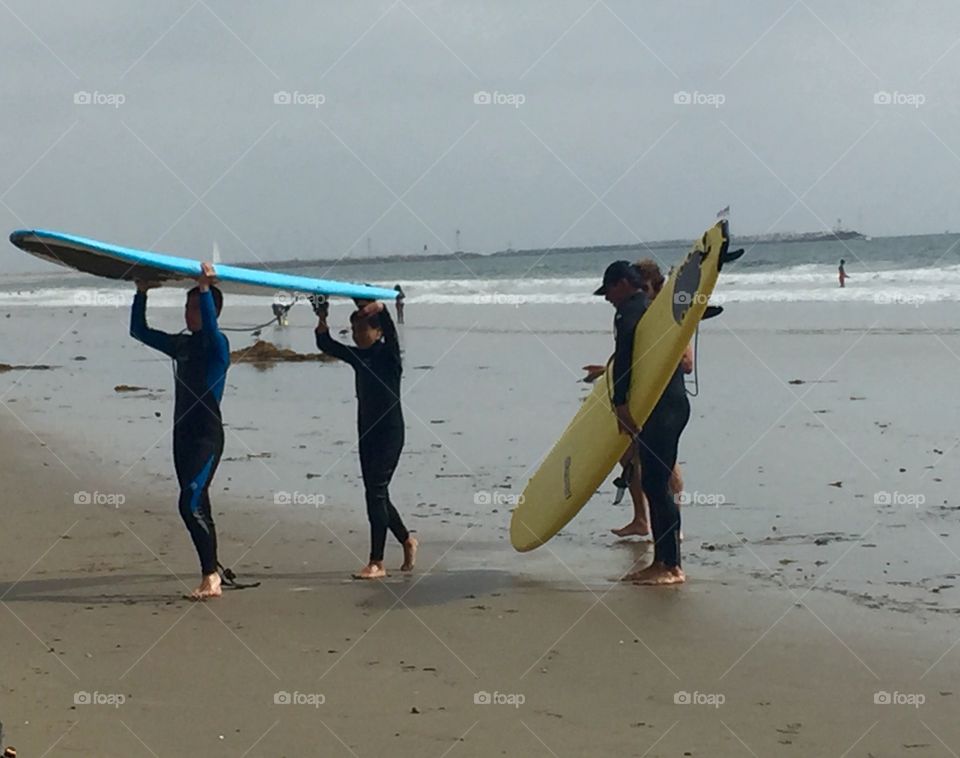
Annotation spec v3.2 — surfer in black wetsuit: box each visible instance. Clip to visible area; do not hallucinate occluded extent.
[583,260,692,539]
[131,262,230,600]
[594,261,689,586]
[313,297,417,580]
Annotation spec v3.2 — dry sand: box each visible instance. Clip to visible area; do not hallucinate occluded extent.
[3,422,960,757]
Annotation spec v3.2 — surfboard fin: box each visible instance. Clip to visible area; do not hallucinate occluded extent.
[612,462,633,504]
[702,305,724,320]
[718,247,744,271]
[612,483,628,505]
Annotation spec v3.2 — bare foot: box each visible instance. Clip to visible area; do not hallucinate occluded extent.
[611,521,651,539]
[400,537,418,572]
[620,563,654,582]
[632,562,686,586]
[353,562,387,580]
[187,572,222,601]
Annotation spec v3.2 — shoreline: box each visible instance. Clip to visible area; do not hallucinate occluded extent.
[2,301,959,602]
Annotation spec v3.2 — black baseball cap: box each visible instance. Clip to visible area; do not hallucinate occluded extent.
[593,260,641,296]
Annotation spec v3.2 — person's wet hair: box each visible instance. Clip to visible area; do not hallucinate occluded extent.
[350,306,400,364]
[350,309,381,330]
[187,285,223,315]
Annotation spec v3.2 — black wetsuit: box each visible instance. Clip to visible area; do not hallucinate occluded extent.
[130,291,230,575]
[316,311,409,562]
[611,291,690,569]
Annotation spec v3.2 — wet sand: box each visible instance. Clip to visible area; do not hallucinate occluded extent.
[3,299,960,755]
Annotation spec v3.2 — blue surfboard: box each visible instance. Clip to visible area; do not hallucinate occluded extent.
[8,229,398,301]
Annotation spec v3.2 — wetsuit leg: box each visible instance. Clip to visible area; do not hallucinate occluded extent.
[174,426,224,575]
[636,398,690,568]
[359,425,409,562]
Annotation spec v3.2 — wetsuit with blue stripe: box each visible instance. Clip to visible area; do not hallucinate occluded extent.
[130,290,230,575]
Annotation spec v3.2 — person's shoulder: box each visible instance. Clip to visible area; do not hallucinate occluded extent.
[621,292,646,315]
[210,331,230,359]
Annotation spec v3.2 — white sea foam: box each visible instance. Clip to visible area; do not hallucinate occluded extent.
[2,265,960,307]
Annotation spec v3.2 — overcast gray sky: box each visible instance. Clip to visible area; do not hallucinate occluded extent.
[2,0,959,272]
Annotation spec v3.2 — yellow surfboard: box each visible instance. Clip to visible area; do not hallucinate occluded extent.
[510,221,737,552]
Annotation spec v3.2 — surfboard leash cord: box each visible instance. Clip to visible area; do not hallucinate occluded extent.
[218,562,261,589]
[686,325,701,397]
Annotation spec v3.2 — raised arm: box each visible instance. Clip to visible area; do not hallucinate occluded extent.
[130,283,176,357]
[198,289,229,364]
[377,304,400,363]
[313,297,362,367]
[196,262,229,365]
[315,329,362,366]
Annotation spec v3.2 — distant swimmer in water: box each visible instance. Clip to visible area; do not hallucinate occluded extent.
[313,295,417,579]
[593,261,689,585]
[394,284,406,324]
[583,259,691,540]
[838,259,848,288]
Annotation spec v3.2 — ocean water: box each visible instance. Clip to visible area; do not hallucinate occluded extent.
[1,233,959,308]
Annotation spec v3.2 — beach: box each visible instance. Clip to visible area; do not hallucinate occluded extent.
[2,297,960,755]
[4,0,960,750]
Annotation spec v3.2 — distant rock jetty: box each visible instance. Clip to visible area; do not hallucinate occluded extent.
[735,230,866,244]
[243,230,866,271]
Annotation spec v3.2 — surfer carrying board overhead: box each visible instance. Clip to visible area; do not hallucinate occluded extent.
[593,261,689,586]
[130,262,230,600]
[313,296,418,579]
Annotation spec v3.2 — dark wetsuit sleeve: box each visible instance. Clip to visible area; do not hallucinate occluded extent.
[611,309,639,406]
[316,329,362,367]
[130,291,176,357]
[378,307,401,364]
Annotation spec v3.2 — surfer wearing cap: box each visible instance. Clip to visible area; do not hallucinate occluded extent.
[313,297,417,579]
[594,261,689,585]
[584,260,691,540]
[130,262,230,600]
